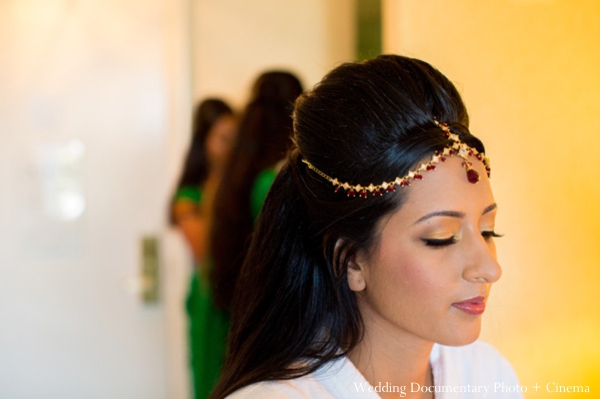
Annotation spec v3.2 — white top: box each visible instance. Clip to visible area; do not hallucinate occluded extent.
[227,341,524,398]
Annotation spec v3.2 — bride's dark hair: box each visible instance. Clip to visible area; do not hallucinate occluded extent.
[210,54,486,398]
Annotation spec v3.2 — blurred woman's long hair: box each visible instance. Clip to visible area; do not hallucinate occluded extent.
[210,71,303,310]
[169,99,233,225]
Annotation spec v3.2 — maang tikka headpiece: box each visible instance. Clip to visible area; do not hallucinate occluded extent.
[302,119,491,198]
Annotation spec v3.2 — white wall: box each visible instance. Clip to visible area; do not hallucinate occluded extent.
[0,0,191,397]
[1,1,357,398]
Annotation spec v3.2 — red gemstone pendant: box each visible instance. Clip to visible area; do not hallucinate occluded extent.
[466,169,480,184]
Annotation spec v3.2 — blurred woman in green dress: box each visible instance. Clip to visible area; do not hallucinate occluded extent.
[172,70,302,397]
[170,98,237,399]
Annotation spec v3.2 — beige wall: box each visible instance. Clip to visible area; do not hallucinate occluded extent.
[383,0,600,396]
[190,0,356,107]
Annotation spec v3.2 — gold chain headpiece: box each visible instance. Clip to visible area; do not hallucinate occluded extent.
[302,119,491,198]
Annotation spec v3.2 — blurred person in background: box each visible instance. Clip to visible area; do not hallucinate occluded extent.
[169,98,237,399]
[209,71,303,315]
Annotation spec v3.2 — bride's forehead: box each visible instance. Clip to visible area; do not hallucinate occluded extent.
[394,157,495,218]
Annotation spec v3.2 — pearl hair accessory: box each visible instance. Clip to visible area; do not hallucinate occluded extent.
[302,119,491,198]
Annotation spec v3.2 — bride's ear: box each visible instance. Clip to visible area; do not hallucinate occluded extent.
[347,252,366,292]
[335,238,366,292]
[336,240,367,292]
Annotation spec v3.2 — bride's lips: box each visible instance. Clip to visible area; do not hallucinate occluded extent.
[452,295,486,315]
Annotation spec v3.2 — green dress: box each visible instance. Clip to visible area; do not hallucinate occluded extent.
[174,186,228,399]
[177,169,277,399]
[250,168,277,222]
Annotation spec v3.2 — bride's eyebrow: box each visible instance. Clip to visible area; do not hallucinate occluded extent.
[482,203,498,215]
[413,210,465,225]
[413,203,497,226]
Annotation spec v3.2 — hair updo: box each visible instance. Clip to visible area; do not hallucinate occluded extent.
[210,55,486,399]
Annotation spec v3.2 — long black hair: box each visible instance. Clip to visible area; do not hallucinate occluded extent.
[169,98,233,225]
[210,55,486,398]
[210,71,303,310]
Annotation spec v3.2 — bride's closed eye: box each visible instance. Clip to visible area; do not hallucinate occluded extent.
[421,236,458,247]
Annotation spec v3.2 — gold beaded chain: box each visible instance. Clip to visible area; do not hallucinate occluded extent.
[301,119,491,198]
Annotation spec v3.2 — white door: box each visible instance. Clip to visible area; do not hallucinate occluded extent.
[0,1,191,398]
